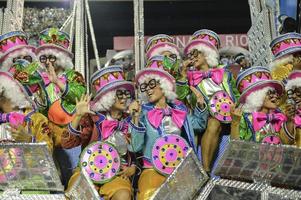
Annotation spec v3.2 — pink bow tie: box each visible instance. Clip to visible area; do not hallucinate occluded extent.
[101,120,129,140]
[252,112,287,132]
[147,108,187,129]
[187,68,224,86]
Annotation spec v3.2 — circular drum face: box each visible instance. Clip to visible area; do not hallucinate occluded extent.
[209,90,233,123]
[152,134,190,176]
[80,141,120,184]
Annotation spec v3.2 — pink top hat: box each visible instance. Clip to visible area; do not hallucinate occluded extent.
[239,80,284,104]
[237,66,284,104]
[145,34,180,60]
[90,66,135,104]
[0,31,36,63]
[36,28,73,58]
[288,70,301,80]
[236,66,272,94]
[270,32,301,59]
[135,57,176,91]
[184,29,220,56]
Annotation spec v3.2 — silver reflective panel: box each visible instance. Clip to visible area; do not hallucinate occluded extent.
[65,169,100,200]
[0,143,63,193]
[247,9,274,66]
[214,140,301,190]
[196,179,267,200]
[150,149,208,200]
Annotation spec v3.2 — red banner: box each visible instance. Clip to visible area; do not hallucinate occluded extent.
[113,34,248,50]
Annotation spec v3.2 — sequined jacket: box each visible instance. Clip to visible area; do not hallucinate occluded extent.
[0,111,54,152]
[176,67,240,109]
[40,69,86,115]
[129,100,209,166]
[239,112,292,144]
[61,113,136,166]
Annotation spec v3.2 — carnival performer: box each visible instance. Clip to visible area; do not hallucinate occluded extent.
[234,53,251,70]
[105,50,135,81]
[128,59,208,200]
[176,29,239,173]
[36,27,87,186]
[269,32,301,82]
[0,68,53,152]
[145,34,181,78]
[62,66,136,200]
[231,66,293,145]
[0,31,36,71]
[283,70,301,147]
[36,28,86,126]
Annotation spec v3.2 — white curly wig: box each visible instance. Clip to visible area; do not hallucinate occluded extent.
[269,55,293,71]
[186,44,219,67]
[243,87,272,113]
[137,74,177,103]
[91,87,132,112]
[0,75,31,109]
[148,45,181,59]
[1,48,36,71]
[285,77,301,91]
[37,49,74,70]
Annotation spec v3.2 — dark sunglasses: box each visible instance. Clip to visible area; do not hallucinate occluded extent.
[39,55,56,63]
[116,90,131,99]
[140,79,158,92]
[13,55,32,63]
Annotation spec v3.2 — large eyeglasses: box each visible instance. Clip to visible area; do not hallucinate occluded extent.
[13,55,32,63]
[116,90,131,99]
[267,89,279,99]
[289,87,301,98]
[39,55,57,63]
[140,79,158,92]
[187,49,203,59]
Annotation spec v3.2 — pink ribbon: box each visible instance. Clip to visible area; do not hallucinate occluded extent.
[294,115,301,127]
[147,108,187,129]
[252,112,287,132]
[187,68,224,86]
[101,120,129,140]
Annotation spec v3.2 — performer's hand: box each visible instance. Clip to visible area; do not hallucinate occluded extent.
[231,104,243,123]
[190,86,205,109]
[75,93,95,117]
[8,125,32,143]
[296,101,301,111]
[120,165,136,178]
[180,59,193,79]
[47,64,59,84]
[285,103,296,120]
[129,100,141,117]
